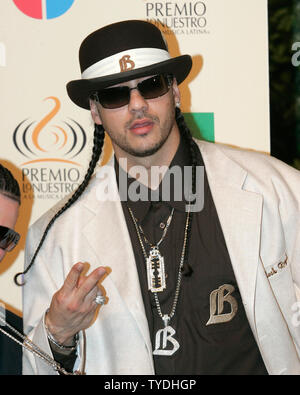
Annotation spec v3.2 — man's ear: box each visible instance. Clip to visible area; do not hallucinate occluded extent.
[172,78,181,107]
[90,99,102,125]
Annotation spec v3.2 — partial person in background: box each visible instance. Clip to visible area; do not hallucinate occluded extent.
[0,164,22,375]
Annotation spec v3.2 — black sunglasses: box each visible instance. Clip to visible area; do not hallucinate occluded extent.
[0,226,20,252]
[92,74,173,109]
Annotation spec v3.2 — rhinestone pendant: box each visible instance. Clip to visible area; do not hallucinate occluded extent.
[153,323,180,356]
[146,246,166,293]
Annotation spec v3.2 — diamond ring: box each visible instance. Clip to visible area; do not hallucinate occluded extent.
[94,294,106,305]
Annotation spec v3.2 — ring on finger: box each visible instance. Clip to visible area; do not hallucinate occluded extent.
[94,294,106,305]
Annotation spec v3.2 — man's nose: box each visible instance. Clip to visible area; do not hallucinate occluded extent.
[128,88,148,113]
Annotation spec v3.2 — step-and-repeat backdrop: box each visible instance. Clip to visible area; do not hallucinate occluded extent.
[0,0,269,314]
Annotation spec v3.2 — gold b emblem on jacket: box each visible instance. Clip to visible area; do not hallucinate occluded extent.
[206,284,238,326]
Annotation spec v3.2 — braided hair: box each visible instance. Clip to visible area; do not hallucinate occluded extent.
[175,107,199,276]
[0,164,21,204]
[15,106,198,285]
[14,124,105,286]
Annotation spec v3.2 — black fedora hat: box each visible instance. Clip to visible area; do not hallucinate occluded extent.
[66,20,192,109]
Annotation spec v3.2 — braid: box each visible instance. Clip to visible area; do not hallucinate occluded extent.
[175,107,198,195]
[14,124,105,286]
[175,107,199,277]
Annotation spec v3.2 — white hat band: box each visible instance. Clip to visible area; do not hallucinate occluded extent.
[81,47,171,80]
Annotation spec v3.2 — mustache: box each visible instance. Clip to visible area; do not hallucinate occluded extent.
[125,111,160,129]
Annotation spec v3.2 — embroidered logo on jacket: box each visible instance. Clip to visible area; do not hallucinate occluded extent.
[266,255,288,278]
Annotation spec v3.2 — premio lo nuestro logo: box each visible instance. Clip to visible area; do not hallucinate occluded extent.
[144,0,209,35]
[13,0,75,20]
[13,96,86,166]
[14,96,86,200]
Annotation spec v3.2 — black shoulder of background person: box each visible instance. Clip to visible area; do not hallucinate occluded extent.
[0,309,23,375]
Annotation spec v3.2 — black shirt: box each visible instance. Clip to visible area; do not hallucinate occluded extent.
[0,310,23,375]
[117,137,268,375]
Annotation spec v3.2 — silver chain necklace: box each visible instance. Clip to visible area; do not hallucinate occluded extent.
[129,206,174,293]
[128,204,191,356]
[0,315,82,375]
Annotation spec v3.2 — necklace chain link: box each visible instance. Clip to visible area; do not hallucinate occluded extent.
[136,207,174,248]
[0,315,81,375]
[128,204,191,324]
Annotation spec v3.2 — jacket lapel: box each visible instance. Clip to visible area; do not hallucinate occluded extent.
[199,141,263,333]
[81,159,153,358]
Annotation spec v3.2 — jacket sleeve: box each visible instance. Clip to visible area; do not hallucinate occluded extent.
[22,221,59,375]
[276,161,300,301]
[22,218,83,375]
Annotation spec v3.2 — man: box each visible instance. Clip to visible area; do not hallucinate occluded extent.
[0,164,22,375]
[22,20,300,375]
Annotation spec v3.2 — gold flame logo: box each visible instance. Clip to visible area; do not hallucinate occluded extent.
[13,97,87,166]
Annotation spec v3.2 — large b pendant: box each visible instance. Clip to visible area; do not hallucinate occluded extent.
[147,246,166,293]
[153,316,180,356]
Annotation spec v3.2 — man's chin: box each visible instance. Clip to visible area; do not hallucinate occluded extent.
[125,135,170,158]
[129,144,163,158]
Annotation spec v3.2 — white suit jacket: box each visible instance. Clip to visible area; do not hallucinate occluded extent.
[23,140,300,375]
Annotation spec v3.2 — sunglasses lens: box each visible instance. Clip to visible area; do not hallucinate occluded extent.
[139,75,171,99]
[97,87,130,109]
[0,226,20,252]
[94,74,173,109]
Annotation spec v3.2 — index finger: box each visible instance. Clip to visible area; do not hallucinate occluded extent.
[77,267,106,301]
[62,262,85,293]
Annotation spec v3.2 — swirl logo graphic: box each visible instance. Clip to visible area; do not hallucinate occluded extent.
[13,96,86,166]
[13,0,75,20]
